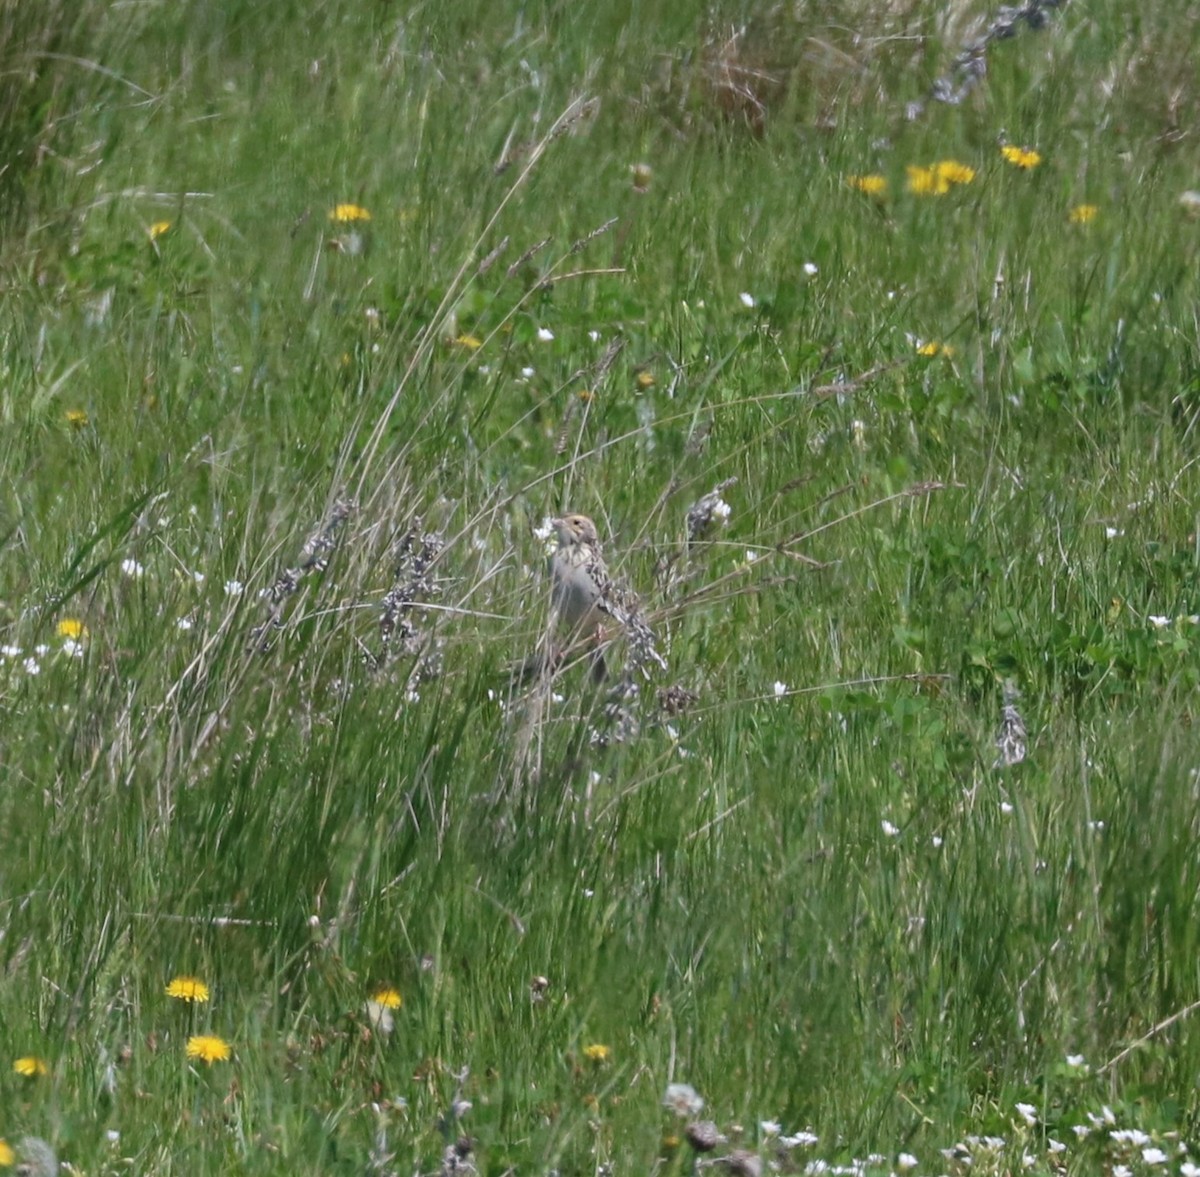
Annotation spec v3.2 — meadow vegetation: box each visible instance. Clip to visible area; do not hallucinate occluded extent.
[2,0,1200,1173]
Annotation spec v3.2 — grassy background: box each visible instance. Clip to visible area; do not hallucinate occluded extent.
[2,0,1200,1172]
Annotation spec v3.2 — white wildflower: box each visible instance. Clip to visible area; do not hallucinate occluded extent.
[780,1131,818,1148]
[1111,1129,1150,1146]
[774,681,788,698]
[120,558,144,578]
[1142,1148,1167,1165]
[1015,1102,1037,1126]
[881,820,900,837]
[536,327,555,342]
[739,292,756,308]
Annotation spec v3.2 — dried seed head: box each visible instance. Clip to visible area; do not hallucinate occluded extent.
[722,1150,763,1177]
[994,679,1028,768]
[686,1121,723,1152]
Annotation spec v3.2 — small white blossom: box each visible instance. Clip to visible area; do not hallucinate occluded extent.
[1112,1167,1132,1177]
[881,820,900,837]
[1065,1053,1086,1068]
[176,617,194,631]
[1149,615,1171,628]
[1105,527,1124,539]
[931,835,944,848]
[588,330,601,342]
[62,639,85,659]
[520,366,535,378]
[897,1154,918,1171]
[774,682,788,698]
[739,292,756,308]
[1000,801,1015,814]
[760,1121,781,1137]
[1047,1138,1066,1153]
[23,657,40,675]
[1015,1102,1037,1126]
[223,579,244,597]
[1142,1148,1167,1165]
[1111,1129,1151,1146]
[1072,1125,1091,1139]
[780,1131,818,1148]
[0,644,20,658]
[1181,1163,1200,1177]
[802,262,819,276]
[106,1130,120,1145]
[120,558,144,578]
[536,327,555,342]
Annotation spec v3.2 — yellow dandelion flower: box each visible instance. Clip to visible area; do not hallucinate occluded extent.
[329,203,372,223]
[934,160,976,185]
[906,165,950,196]
[1000,145,1042,169]
[1069,203,1099,224]
[0,1139,13,1166]
[56,618,88,640]
[13,1056,49,1077]
[64,408,89,428]
[186,1034,231,1064]
[453,333,483,350]
[149,220,172,240]
[636,371,656,390]
[582,1043,610,1062]
[916,341,955,358]
[166,976,210,1003]
[371,987,402,1009]
[847,174,888,197]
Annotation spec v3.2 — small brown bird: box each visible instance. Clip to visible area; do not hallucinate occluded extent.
[549,513,612,637]
[546,513,666,678]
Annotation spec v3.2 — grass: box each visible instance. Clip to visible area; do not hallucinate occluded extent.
[2,0,1200,1173]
